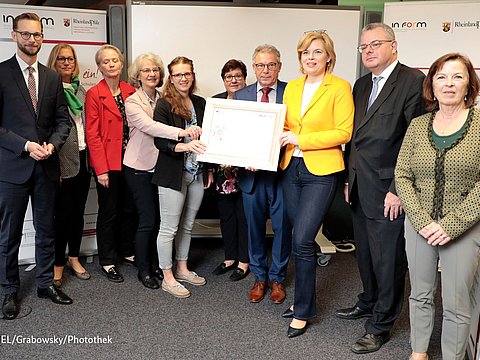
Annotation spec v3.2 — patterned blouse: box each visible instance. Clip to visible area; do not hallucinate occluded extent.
[114,93,128,150]
[215,166,240,195]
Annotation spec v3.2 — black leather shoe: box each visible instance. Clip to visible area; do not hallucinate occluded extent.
[335,306,372,320]
[351,333,390,354]
[2,293,19,320]
[37,285,73,305]
[287,322,309,338]
[152,268,164,281]
[282,306,294,318]
[138,273,159,289]
[229,267,250,281]
[212,261,237,275]
[101,266,124,283]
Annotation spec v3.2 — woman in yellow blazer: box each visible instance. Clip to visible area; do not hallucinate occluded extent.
[279,31,354,338]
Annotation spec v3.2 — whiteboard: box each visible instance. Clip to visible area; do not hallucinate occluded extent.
[127,1,362,97]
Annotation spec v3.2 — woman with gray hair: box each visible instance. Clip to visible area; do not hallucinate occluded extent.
[124,53,199,289]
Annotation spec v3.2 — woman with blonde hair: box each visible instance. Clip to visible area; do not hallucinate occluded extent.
[85,45,136,283]
[279,31,354,337]
[47,43,91,287]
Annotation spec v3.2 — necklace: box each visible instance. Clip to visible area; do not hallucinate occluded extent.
[433,108,468,135]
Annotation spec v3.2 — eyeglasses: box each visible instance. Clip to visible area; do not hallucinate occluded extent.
[254,63,278,71]
[57,56,75,64]
[357,40,393,53]
[15,30,43,41]
[171,72,193,80]
[224,74,244,82]
[140,68,160,74]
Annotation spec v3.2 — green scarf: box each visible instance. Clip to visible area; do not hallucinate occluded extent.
[64,76,83,116]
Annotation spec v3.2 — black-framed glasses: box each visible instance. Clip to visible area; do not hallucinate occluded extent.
[357,40,393,53]
[140,68,160,74]
[224,74,244,82]
[15,30,43,41]
[171,72,193,80]
[254,63,277,71]
[57,56,75,64]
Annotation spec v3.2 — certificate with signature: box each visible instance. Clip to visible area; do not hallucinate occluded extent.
[197,98,286,171]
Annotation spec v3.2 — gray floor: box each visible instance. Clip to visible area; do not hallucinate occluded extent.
[1,238,443,360]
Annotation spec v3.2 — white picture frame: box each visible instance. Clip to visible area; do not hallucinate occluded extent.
[197,98,286,172]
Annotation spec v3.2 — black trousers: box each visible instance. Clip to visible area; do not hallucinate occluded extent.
[0,164,57,294]
[123,166,159,275]
[95,169,137,266]
[351,191,408,335]
[217,192,249,264]
[54,150,91,266]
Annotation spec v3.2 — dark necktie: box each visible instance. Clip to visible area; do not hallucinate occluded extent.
[261,87,272,103]
[367,76,383,111]
[27,66,37,113]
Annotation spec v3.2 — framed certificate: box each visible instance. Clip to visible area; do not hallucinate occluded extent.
[197,98,287,171]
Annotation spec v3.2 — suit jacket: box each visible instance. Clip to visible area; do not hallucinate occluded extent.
[58,84,86,179]
[85,79,135,176]
[233,80,287,194]
[0,55,70,184]
[123,88,181,171]
[151,95,206,191]
[280,73,354,176]
[345,62,425,219]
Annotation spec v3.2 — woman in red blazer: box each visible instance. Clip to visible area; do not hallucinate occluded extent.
[85,45,136,283]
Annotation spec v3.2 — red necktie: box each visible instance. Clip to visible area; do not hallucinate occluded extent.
[261,87,272,103]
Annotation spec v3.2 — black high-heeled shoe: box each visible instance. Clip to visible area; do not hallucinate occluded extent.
[287,321,308,338]
[282,306,294,318]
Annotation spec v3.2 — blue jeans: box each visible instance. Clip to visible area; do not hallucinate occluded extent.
[282,157,337,320]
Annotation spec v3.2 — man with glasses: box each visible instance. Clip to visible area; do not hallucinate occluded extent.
[336,23,425,353]
[0,12,72,320]
[234,44,291,305]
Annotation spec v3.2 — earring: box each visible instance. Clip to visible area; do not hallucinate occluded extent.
[465,95,467,102]
[433,96,436,101]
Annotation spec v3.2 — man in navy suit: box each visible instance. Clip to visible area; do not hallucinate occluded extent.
[337,23,425,353]
[0,13,73,320]
[234,44,291,304]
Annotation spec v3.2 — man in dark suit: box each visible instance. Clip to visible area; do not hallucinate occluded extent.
[234,44,291,304]
[0,13,73,320]
[336,23,425,353]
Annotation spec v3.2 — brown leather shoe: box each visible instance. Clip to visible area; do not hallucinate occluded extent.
[249,281,267,303]
[270,281,286,304]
